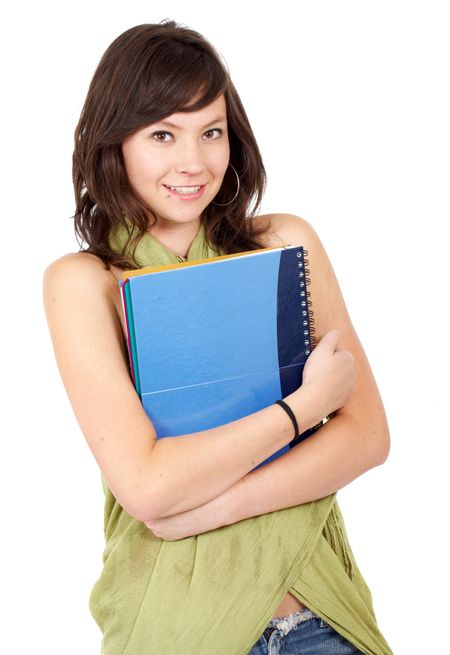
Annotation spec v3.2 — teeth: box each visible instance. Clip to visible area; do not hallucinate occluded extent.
[167,185,202,194]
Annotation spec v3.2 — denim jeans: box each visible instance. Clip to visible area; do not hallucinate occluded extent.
[247,607,364,654]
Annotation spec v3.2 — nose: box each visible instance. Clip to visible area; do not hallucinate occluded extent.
[173,139,205,177]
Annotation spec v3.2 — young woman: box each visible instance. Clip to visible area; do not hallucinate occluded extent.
[43,20,394,655]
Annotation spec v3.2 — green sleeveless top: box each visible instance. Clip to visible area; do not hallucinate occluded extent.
[88,219,394,655]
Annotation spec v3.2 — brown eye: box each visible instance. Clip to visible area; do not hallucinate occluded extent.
[151,131,172,142]
[204,128,223,139]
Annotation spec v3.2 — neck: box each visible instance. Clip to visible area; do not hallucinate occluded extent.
[147,217,202,259]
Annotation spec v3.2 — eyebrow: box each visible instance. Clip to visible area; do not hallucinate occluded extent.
[155,115,227,130]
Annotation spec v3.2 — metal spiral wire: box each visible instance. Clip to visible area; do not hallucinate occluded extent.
[302,249,316,350]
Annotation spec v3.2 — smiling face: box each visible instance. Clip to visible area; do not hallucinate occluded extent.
[121,93,230,230]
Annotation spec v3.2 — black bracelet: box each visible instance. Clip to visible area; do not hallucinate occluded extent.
[275,399,300,439]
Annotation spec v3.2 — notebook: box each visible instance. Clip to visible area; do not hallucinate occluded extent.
[118,244,324,469]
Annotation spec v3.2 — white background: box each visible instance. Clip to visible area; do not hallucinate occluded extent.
[2,1,449,653]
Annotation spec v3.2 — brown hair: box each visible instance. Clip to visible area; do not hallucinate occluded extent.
[72,19,271,270]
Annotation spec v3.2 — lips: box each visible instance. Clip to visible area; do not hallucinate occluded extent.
[163,184,207,200]
[164,184,204,190]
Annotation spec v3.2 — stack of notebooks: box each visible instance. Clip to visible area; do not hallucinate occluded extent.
[118,244,324,470]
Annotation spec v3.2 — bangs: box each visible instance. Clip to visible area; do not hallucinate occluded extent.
[131,41,229,128]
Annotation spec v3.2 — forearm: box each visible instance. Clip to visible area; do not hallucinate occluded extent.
[231,413,389,521]
[149,413,387,527]
[141,385,321,522]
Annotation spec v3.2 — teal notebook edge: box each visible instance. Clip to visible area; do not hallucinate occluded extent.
[120,278,141,396]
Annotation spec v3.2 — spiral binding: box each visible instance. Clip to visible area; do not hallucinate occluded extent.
[297,248,316,353]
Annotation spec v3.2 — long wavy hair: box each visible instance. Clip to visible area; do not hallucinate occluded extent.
[72,20,272,270]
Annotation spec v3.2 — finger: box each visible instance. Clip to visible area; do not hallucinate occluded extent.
[318,329,341,351]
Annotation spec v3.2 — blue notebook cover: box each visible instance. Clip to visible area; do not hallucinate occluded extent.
[119,245,323,470]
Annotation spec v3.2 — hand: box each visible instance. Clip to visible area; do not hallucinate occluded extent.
[299,329,356,421]
[143,481,238,541]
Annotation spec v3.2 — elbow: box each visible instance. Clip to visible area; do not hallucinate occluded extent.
[348,412,390,469]
[134,485,163,523]
[131,488,153,523]
[132,477,166,524]
[371,424,391,466]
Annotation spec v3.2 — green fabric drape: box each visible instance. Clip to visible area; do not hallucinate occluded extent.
[88,219,394,654]
[108,217,225,266]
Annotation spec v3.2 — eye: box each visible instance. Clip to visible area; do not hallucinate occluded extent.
[151,131,172,142]
[203,128,223,140]
[150,128,224,142]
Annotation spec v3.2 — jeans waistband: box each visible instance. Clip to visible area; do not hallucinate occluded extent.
[265,608,318,637]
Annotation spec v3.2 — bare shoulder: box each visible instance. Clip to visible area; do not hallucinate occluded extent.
[42,251,122,332]
[43,251,116,298]
[250,213,314,249]
[252,212,310,242]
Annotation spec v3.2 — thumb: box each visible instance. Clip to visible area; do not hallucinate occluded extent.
[317,329,341,351]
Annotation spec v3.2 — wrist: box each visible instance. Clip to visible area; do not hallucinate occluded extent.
[230,469,263,523]
[222,474,255,525]
[275,400,299,439]
[283,383,323,434]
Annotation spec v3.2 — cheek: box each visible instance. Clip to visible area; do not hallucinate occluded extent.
[123,147,159,189]
[209,146,230,175]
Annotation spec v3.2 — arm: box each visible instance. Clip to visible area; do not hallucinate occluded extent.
[141,211,378,522]
[148,327,389,530]
[233,214,391,518]
[145,397,389,545]
[145,214,390,537]
[142,382,322,519]
[42,252,321,524]
[234,413,388,523]
[144,412,388,540]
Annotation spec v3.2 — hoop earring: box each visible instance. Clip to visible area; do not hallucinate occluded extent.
[211,163,240,206]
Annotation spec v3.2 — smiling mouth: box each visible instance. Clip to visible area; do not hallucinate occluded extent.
[163,184,206,196]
